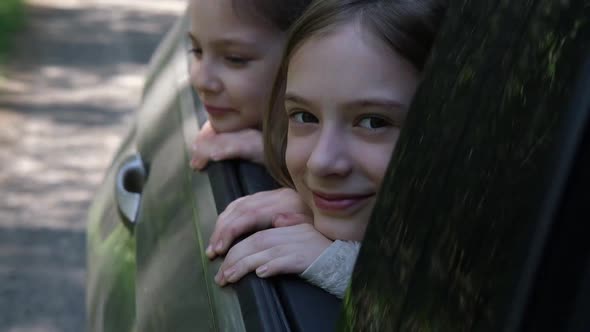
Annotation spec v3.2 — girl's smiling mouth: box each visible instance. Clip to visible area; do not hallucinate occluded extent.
[311,191,375,212]
[204,104,237,117]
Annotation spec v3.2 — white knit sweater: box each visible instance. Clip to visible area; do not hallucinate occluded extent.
[299,240,361,299]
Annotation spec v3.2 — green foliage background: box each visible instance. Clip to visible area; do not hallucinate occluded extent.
[0,0,25,65]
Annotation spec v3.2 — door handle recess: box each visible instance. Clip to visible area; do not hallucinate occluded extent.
[115,154,147,225]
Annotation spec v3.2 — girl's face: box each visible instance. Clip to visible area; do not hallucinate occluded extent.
[284,23,420,241]
[189,0,285,133]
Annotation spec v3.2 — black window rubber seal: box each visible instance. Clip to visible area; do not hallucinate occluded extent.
[237,162,342,332]
[207,160,291,332]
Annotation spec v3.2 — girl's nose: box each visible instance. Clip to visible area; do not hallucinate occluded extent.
[190,59,222,95]
[306,127,352,177]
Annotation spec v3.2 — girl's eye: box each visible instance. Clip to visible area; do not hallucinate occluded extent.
[225,55,250,66]
[189,47,202,58]
[357,116,391,129]
[290,111,318,124]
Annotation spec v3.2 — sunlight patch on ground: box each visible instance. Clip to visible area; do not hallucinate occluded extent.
[0,110,25,144]
[0,114,125,230]
[0,0,182,329]
[91,0,186,14]
[26,0,186,14]
[1,64,145,110]
[0,77,28,94]
[25,0,84,10]
[7,321,61,332]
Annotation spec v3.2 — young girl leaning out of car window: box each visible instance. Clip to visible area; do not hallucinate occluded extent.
[187,0,312,170]
[206,0,448,299]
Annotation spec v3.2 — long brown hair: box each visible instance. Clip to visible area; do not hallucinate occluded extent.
[263,0,448,187]
[232,0,313,31]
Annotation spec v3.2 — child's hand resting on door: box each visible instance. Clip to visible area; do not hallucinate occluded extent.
[206,188,312,259]
[190,121,264,170]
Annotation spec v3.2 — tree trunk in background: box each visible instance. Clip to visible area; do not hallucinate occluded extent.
[340,0,589,331]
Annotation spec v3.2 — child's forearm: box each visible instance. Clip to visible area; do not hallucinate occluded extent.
[300,240,361,299]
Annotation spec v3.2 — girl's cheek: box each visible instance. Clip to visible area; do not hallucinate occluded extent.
[379,131,401,178]
[364,141,398,186]
[285,135,312,178]
[189,62,198,90]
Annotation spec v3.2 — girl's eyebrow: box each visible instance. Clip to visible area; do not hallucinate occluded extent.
[284,93,311,106]
[211,38,259,49]
[285,93,406,110]
[346,98,406,110]
[186,32,258,48]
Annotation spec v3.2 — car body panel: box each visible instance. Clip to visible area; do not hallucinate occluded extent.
[133,99,215,331]
[86,127,137,332]
[87,9,246,332]
[132,13,246,332]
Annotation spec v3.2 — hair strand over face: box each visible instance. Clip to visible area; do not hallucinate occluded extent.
[232,0,314,31]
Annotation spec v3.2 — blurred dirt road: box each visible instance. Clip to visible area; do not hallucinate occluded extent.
[0,0,184,331]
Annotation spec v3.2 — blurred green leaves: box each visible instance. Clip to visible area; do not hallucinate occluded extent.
[0,0,25,65]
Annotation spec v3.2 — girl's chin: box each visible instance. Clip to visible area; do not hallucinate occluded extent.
[312,215,368,242]
[208,117,258,133]
[208,119,238,133]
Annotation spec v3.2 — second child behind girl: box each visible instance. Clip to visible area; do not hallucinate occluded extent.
[208,0,447,298]
[188,0,312,169]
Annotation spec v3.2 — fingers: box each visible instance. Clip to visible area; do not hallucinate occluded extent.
[216,251,306,286]
[214,224,331,286]
[215,229,286,285]
[197,121,216,139]
[208,129,264,164]
[190,153,210,170]
[207,188,305,259]
[207,196,275,259]
[190,121,217,170]
[272,213,313,228]
[255,255,308,278]
[215,230,306,285]
[215,247,276,286]
[213,225,289,264]
[190,128,264,171]
[190,136,221,170]
[206,210,269,260]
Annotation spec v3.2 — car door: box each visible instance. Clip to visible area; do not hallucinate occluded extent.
[128,12,244,331]
[128,10,343,332]
[341,0,589,331]
[86,125,137,332]
[87,8,345,331]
